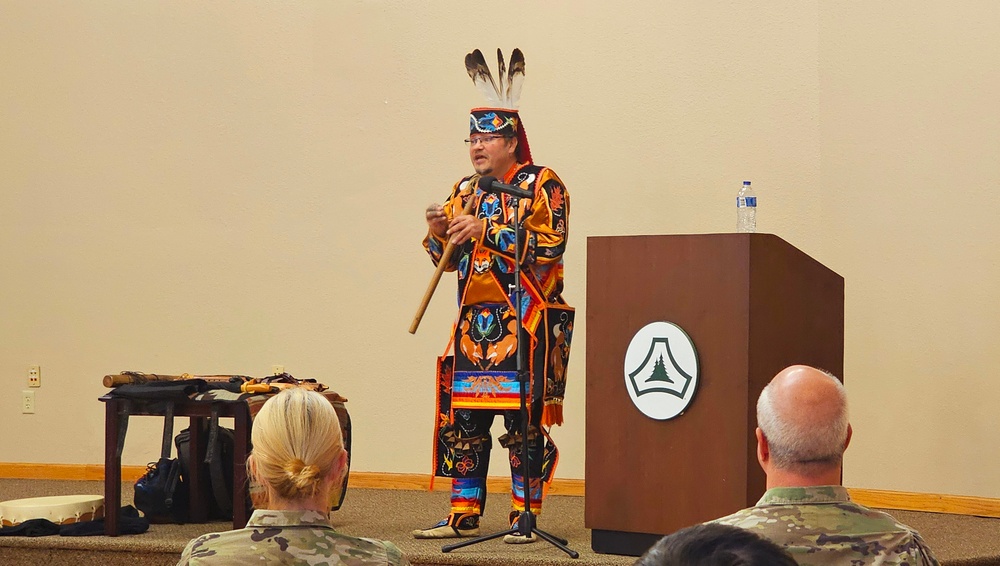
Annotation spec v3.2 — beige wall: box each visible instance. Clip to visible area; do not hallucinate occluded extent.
[1,1,997,497]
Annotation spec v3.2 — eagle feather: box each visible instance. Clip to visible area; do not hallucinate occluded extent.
[507,49,525,109]
[496,48,507,102]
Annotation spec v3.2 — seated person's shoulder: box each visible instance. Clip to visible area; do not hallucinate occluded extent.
[178,528,410,565]
[366,538,410,566]
[331,533,410,564]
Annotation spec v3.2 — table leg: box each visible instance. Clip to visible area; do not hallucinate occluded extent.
[104,399,121,536]
[232,404,250,529]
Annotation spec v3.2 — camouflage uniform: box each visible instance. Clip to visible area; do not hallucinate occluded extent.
[713,486,939,566]
[177,509,410,565]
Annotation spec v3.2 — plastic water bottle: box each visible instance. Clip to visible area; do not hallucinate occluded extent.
[736,180,756,233]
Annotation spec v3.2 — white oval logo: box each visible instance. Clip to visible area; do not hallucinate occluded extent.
[623,321,700,420]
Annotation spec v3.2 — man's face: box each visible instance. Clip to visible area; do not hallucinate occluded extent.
[468,133,517,177]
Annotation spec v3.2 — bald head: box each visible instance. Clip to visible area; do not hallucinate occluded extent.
[756,365,850,476]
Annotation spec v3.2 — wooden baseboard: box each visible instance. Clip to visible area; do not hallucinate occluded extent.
[0,464,585,496]
[2,463,997,518]
[345,471,587,497]
[0,462,150,483]
[847,487,1000,518]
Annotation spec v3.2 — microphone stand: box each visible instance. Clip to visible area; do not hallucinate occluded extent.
[442,181,578,559]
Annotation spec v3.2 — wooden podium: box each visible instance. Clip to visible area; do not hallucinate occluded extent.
[585,233,844,556]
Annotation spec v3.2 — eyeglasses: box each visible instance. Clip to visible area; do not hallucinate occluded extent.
[464,135,508,146]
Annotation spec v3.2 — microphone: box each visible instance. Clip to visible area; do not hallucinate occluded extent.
[478,176,533,199]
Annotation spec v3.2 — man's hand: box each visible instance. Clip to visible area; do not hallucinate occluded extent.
[425,204,448,238]
[447,214,484,245]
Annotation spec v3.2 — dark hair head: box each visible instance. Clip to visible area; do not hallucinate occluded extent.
[634,523,796,566]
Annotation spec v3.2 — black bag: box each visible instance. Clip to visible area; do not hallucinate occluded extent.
[176,405,237,520]
[133,457,188,523]
[133,403,189,523]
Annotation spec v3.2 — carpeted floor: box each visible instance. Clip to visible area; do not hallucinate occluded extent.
[1,479,998,565]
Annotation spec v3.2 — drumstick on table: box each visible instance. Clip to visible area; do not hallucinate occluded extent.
[409,187,480,334]
[102,373,246,388]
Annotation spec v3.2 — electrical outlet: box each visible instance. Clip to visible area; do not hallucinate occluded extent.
[28,365,40,388]
[22,390,35,413]
[271,365,284,376]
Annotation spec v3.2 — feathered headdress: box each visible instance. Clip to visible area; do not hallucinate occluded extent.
[465,48,532,164]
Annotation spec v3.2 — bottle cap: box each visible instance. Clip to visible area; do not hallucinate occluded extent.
[743,180,751,185]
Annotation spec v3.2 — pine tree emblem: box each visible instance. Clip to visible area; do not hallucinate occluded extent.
[648,355,674,384]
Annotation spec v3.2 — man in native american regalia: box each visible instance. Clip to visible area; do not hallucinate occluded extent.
[414,49,574,544]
